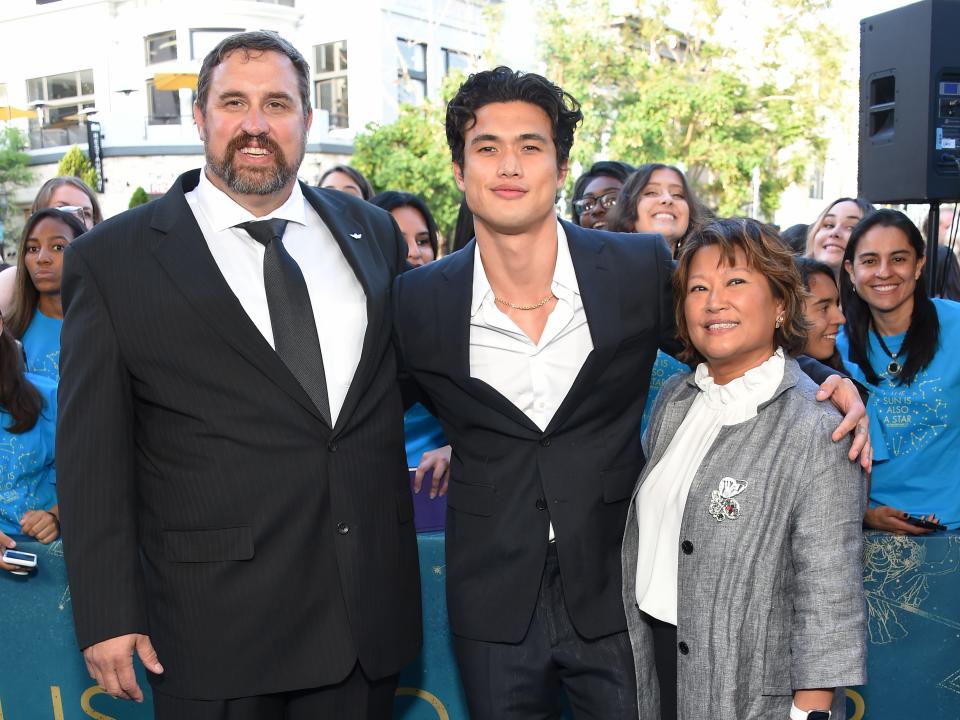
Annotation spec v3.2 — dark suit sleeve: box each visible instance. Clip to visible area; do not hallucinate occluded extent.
[796,355,839,385]
[57,242,147,649]
[654,238,683,358]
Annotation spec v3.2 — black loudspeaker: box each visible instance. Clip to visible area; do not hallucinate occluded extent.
[859,0,960,204]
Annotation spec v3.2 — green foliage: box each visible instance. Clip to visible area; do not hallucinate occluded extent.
[539,0,847,218]
[128,186,150,209]
[57,145,97,190]
[352,86,461,243]
[0,127,32,246]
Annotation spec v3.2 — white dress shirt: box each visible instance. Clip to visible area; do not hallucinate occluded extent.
[469,221,594,540]
[185,169,366,425]
[635,349,785,625]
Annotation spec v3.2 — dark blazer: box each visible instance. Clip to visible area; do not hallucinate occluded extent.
[57,170,421,700]
[393,220,680,642]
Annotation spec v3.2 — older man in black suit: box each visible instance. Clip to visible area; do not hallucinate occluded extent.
[58,31,419,720]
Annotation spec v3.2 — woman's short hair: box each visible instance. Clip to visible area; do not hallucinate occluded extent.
[839,208,937,385]
[30,176,103,226]
[607,163,709,256]
[804,197,876,257]
[569,160,635,225]
[7,208,87,339]
[369,191,439,258]
[318,164,375,201]
[673,217,808,366]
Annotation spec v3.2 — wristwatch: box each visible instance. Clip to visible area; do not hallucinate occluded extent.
[790,704,831,720]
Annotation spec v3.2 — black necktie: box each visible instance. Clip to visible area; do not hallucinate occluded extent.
[237,219,331,424]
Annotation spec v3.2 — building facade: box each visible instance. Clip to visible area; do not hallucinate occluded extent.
[0,0,492,225]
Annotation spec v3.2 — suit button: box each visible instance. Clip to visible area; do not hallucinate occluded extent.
[540,438,551,447]
[535,498,547,511]
[327,441,338,452]
[336,522,350,535]
[678,641,689,655]
[681,540,694,555]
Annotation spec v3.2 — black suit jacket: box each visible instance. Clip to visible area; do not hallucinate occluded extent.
[58,170,421,700]
[393,220,680,643]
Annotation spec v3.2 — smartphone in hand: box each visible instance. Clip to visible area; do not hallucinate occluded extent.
[903,515,947,532]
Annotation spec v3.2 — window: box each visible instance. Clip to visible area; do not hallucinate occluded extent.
[191,28,244,61]
[808,162,824,200]
[314,40,348,129]
[25,69,95,148]
[146,30,178,64]
[443,48,473,77]
[396,38,427,105]
[147,80,182,125]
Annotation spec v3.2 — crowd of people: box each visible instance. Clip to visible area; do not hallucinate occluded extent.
[0,27,956,720]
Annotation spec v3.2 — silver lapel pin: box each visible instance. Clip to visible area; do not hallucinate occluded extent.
[708,476,748,522]
[349,232,362,239]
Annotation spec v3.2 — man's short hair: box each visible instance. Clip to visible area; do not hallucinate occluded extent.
[195,30,312,119]
[445,66,583,169]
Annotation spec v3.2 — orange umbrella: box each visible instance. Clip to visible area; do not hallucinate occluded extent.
[153,73,198,91]
[0,105,36,121]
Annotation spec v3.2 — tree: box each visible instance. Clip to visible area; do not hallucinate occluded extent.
[539,0,848,218]
[351,78,464,243]
[0,127,33,246]
[129,186,150,208]
[57,145,98,190]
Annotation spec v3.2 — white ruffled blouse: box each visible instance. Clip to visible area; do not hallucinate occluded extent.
[634,348,786,625]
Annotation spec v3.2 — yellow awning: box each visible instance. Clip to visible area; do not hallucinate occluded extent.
[153,73,198,91]
[0,105,36,121]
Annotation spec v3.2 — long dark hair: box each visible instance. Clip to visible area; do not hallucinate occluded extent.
[839,209,938,385]
[608,163,709,257]
[8,208,86,339]
[0,324,42,433]
[369,191,440,258]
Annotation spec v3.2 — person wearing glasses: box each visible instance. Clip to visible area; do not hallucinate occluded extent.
[570,160,634,229]
[609,163,708,259]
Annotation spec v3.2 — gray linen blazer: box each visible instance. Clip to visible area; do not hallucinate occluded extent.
[621,357,867,719]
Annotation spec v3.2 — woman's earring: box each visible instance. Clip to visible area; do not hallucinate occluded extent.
[775,313,784,329]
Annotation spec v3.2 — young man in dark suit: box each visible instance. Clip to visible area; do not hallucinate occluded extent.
[393,67,871,719]
[57,31,420,719]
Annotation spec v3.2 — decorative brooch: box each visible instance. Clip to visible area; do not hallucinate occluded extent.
[708,476,748,522]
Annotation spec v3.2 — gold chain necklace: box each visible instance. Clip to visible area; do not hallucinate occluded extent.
[494,293,557,311]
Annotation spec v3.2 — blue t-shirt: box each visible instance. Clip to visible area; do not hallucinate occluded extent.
[21,310,63,381]
[641,350,688,436]
[0,373,58,535]
[836,298,960,528]
[404,402,447,469]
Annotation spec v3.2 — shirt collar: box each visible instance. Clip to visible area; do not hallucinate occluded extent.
[196,167,307,232]
[470,220,581,317]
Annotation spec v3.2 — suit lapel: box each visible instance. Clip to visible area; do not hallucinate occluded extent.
[439,241,540,432]
[149,170,323,423]
[544,221,622,434]
[301,184,389,434]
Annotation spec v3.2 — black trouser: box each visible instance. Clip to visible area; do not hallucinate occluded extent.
[453,543,639,720]
[642,611,678,720]
[151,663,397,720]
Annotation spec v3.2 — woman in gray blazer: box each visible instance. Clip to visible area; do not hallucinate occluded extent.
[622,217,867,720]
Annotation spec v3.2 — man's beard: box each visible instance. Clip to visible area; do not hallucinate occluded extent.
[206,131,306,195]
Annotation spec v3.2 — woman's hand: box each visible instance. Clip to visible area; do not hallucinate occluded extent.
[864,505,940,535]
[20,509,60,544]
[414,445,451,498]
[0,529,29,573]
